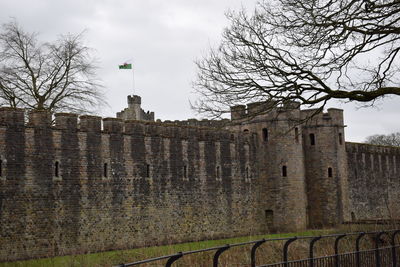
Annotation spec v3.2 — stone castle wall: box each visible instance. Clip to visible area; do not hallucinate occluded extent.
[346,142,400,221]
[1,102,400,262]
[0,109,266,262]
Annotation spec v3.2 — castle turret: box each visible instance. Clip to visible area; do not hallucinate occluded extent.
[301,108,350,227]
[0,107,25,126]
[116,94,155,121]
[127,95,142,117]
[228,101,308,232]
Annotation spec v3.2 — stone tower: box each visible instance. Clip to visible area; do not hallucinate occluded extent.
[116,95,155,121]
[229,101,308,231]
[301,108,350,227]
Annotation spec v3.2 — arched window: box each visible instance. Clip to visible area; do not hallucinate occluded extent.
[262,128,268,142]
[243,129,249,133]
[338,133,343,145]
[309,133,315,145]
[282,165,287,177]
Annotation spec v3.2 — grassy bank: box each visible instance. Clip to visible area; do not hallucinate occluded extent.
[0,224,388,267]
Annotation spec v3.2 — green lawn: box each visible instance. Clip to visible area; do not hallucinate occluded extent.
[0,229,333,267]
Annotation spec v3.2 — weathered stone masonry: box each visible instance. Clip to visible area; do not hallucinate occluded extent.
[1,99,400,262]
[0,108,263,262]
[346,142,400,221]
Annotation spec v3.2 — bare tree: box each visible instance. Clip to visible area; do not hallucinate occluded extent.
[365,132,400,146]
[0,20,105,113]
[194,0,400,118]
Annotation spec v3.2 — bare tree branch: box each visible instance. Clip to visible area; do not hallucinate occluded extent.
[0,20,106,114]
[365,132,400,147]
[194,0,400,118]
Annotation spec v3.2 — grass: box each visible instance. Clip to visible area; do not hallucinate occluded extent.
[0,229,332,267]
[0,224,392,267]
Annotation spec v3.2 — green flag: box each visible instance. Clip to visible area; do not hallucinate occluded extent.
[119,63,132,69]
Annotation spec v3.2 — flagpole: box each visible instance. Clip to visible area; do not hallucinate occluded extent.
[119,60,135,95]
[132,63,135,95]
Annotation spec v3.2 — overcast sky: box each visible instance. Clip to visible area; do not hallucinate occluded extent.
[1,0,399,142]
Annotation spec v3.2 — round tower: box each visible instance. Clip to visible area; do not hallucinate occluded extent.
[301,108,350,227]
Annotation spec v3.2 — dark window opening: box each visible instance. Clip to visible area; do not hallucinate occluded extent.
[103,163,108,178]
[328,167,333,177]
[0,159,3,177]
[295,127,299,143]
[351,212,356,221]
[243,129,249,133]
[339,133,343,145]
[265,210,274,229]
[183,165,187,179]
[54,161,59,177]
[246,166,249,179]
[230,134,235,141]
[216,166,220,179]
[265,209,273,219]
[146,164,150,178]
[262,128,268,142]
[309,133,315,145]
[282,165,287,177]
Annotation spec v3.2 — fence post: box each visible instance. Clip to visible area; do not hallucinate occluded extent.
[334,234,346,267]
[391,230,400,267]
[355,232,365,267]
[375,232,386,267]
[251,239,266,267]
[283,237,298,267]
[165,252,183,267]
[309,236,322,267]
[213,244,230,267]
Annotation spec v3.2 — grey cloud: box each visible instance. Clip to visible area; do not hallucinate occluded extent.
[0,0,399,142]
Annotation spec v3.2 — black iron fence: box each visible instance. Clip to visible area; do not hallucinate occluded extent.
[115,229,400,267]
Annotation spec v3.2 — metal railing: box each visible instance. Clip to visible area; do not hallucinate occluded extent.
[115,229,400,267]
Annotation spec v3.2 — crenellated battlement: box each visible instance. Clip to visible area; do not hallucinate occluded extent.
[301,108,344,127]
[55,113,79,130]
[230,100,301,120]
[0,100,342,135]
[0,108,241,139]
[79,115,102,132]
[229,100,344,125]
[128,95,141,105]
[0,107,25,126]
[161,118,231,128]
